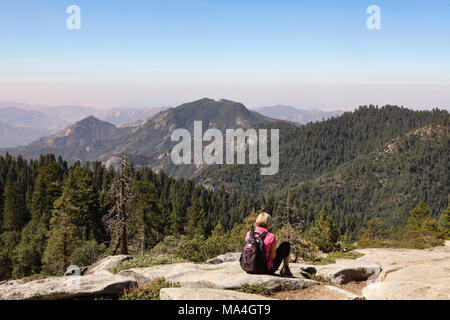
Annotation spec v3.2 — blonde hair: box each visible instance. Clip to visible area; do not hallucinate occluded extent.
[255,212,273,229]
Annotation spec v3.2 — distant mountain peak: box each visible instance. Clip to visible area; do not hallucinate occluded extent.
[75,115,114,126]
[27,115,128,149]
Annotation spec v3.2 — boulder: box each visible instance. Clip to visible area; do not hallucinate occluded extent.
[354,246,450,268]
[362,257,450,300]
[119,261,319,292]
[297,260,381,284]
[160,288,275,300]
[0,255,136,300]
[0,273,137,300]
[358,243,450,300]
[206,252,241,264]
[64,266,89,276]
[85,255,132,275]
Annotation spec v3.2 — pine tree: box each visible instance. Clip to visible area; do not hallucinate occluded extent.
[438,206,450,238]
[14,163,63,277]
[129,180,162,255]
[0,186,4,230]
[2,182,28,232]
[185,197,207,237]
[0,231,20,280]
[358,218,389,247]
[400,202,444,248]
[359,218,389,242]
[42,166,99,275]
[169,198,187,234]
[306,211,340,253]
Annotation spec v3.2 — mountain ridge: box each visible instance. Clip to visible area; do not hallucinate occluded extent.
[0,103,169,147]
[3,98,277,166]
[254,105,343,124]
[27,116,131,149]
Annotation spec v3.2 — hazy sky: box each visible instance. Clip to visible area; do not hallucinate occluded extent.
[0,0,449,110]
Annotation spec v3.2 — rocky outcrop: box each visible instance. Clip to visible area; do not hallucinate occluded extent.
[360,243,450,300]
[85,255,132,275]
[362,258,450,299]
[1,242,449,300]
[0,255,136,300]
[206,252,241,264]
[160,288,275,300]
[118,261,319,292]
[298,260,381,284]
[0,273,137,300]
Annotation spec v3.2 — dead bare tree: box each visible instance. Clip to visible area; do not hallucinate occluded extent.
[276,192,313,262]
[277,193,300,240]
[103,151,132,255]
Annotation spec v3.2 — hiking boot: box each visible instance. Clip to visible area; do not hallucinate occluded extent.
[280,266,293,277]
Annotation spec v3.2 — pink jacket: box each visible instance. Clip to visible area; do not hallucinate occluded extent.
[245,226,277,271]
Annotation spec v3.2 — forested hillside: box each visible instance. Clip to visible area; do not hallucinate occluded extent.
[0,154,257,280]
[196,105,449,230]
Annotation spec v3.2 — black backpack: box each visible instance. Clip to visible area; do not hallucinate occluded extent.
[240,230,268,274]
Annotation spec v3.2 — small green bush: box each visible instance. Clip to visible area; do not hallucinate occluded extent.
[175,224,234,263]
[391,202,445,249]
[69,240,107,268]
[310,274,331,282]
[237,284,271,296]
[149,235,182,256]
[120,278,180,300]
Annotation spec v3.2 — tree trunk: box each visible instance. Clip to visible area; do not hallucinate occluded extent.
[120,155,128,255]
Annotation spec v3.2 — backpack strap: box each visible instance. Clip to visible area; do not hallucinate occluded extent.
[260,231,268,240]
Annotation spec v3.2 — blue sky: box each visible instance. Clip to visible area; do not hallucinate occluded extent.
[0,0,449,110]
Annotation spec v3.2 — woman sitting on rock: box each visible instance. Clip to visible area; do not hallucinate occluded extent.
[244,212,293,277]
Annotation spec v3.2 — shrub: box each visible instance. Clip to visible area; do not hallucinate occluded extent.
[69,240,107,268]
[360,218,389,240]
[306,212,340,253]
[276,225,317,262]
[310,274,331,282]
[237,284,271,296]
[227,212,259,252]
[396,202,444,249]
[175,236,207,262]
[175,223,234,263]
[438,206,450,238]
[120,278,180,300]
[358,217,391,248]
[149,235,182,256]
